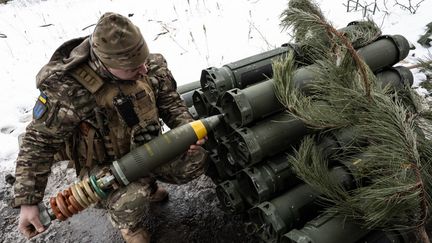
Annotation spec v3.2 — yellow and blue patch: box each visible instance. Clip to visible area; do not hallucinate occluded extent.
[33,92,48,120]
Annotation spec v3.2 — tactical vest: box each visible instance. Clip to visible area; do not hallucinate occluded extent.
[57,63,161,175]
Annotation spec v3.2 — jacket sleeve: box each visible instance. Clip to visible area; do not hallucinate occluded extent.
[148,54,194,128]
[13,76,92,207]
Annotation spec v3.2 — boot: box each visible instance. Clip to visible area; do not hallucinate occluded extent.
[148,184,168,202]
[120,228,151,243]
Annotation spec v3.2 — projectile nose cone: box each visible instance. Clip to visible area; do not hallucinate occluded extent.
[203,114,224,130]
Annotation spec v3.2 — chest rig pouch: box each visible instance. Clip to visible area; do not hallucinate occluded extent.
[67,63,161,173]
[113,94,140,127]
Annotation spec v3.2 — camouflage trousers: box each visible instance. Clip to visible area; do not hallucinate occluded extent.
[92,147,207,230]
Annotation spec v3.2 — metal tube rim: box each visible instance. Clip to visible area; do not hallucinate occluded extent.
[90,175,108,199]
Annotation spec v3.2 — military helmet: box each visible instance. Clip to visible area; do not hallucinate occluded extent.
[91,12,149,69]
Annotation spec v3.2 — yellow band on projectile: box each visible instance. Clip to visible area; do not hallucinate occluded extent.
[190,120,207,140]
[38,95,47,104]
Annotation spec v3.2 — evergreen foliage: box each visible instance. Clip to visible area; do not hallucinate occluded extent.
[274,0,432,235]
[280,0,381,65]
[417,56,432,95]
[418,22,432,48]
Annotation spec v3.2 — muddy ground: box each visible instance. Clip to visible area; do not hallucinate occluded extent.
[0,161,258,243]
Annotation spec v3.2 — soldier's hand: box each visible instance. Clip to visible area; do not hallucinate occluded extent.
[18,204,45,239]
[188,137,207,154]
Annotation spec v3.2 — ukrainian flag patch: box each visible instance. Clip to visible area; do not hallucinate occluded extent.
[33,92,48,120]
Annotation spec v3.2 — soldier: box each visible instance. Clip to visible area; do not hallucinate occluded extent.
[14,12,207,243]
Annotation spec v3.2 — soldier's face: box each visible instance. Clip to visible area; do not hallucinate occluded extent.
[107,63,148,81]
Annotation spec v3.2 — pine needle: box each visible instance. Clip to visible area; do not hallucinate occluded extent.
[274,0,432,234]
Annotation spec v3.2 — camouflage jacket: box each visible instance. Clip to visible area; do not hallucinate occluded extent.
[13,37,193,207]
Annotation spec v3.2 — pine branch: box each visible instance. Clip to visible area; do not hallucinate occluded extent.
[341,20,382,48]
[325,25,372,99]
[405,60,432,69]
[274,0,432,234]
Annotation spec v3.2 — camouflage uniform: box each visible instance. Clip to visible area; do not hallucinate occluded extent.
[13,35,207,230]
